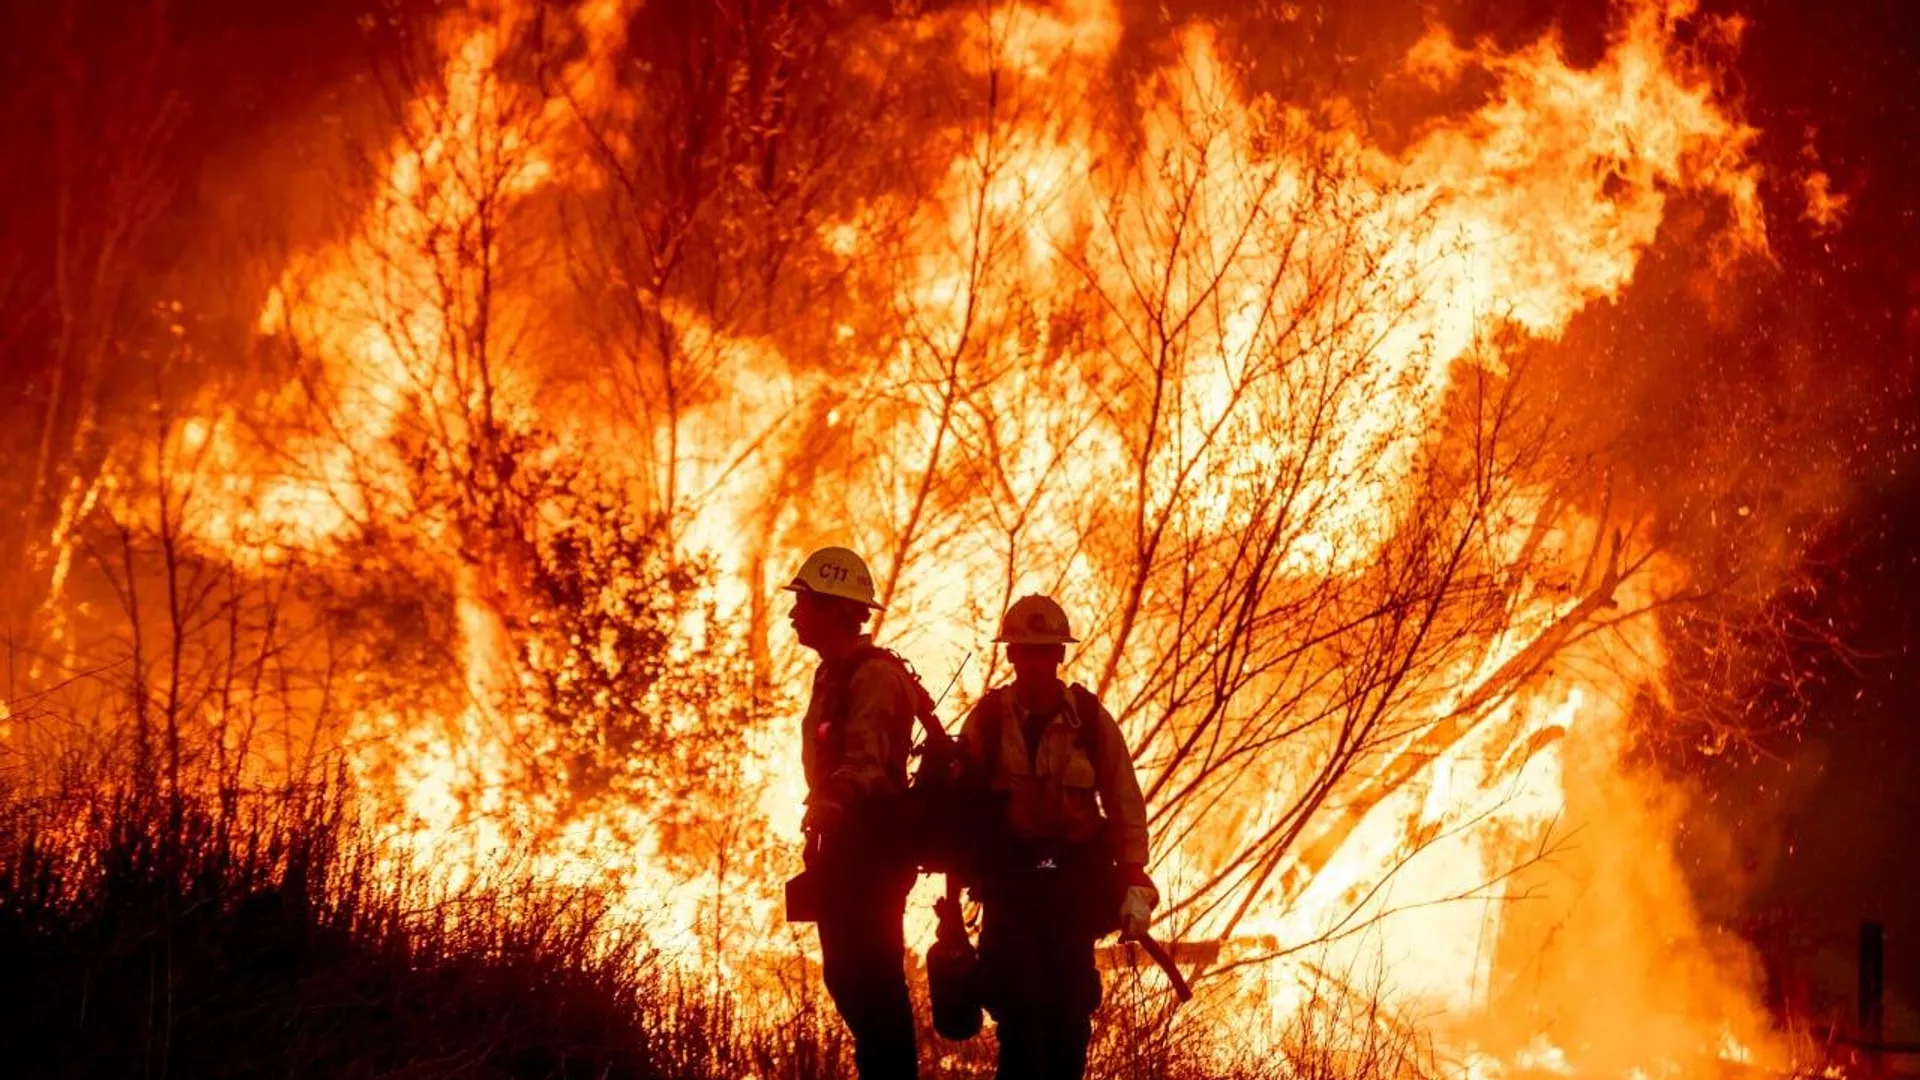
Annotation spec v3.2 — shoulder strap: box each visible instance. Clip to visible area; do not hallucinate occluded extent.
[981,686,1008,759]
[980,684,1101,770]
[828,645,949,748]
[818,645,878,769]
[826,645,886,720]
[1067,683,1103,773]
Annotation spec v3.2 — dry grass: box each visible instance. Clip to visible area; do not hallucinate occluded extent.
[0,773,858,1080]
[0,765,1432,1080]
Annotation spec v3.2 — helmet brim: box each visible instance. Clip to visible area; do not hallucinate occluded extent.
[782,579,885,611]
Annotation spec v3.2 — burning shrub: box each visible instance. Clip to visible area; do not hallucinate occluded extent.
[511,477,751,819]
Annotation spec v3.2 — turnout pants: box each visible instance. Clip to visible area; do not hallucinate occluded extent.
[815,839,919,1080]
[977,844,1110,1080]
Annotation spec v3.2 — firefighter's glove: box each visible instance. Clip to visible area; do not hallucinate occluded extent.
[802,800,845,838]
[1117,864,1159,940]
[1120,887,1156,940]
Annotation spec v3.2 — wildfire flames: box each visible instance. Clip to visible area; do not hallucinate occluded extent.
[16,0,1822,1073]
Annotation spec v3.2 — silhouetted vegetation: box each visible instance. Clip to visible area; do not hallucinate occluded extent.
[0,771,861,1080]
[0,758,1430,1079]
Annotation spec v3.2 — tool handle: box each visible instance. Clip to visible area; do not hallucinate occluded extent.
[1131,933,1193,1003]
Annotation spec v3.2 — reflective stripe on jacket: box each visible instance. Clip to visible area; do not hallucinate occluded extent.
[958,683,1150,868]
[800,637,917,812]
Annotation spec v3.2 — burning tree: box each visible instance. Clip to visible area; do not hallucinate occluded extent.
[1,0,1838,1074]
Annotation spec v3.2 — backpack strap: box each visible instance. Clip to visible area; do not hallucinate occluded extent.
[981,686,1023,769]
[980,683,1102,773]
[821,646,950,781]
[1066,683,1103,773]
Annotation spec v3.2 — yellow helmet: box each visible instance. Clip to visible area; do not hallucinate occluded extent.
[783,546,884,610]
[995,594,1077,645]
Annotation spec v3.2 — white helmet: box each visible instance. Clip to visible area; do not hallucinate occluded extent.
[994,594,1077,645]
[783,546,884,610]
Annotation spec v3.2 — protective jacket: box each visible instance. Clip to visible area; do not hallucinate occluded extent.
[958,683,1149,869]
[801,636,920,816]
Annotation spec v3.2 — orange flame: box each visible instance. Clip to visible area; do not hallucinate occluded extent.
[88,0,1803,1070]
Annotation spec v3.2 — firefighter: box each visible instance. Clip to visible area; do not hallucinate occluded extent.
[959,594,1158,1080]
[785,546,921,1080]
